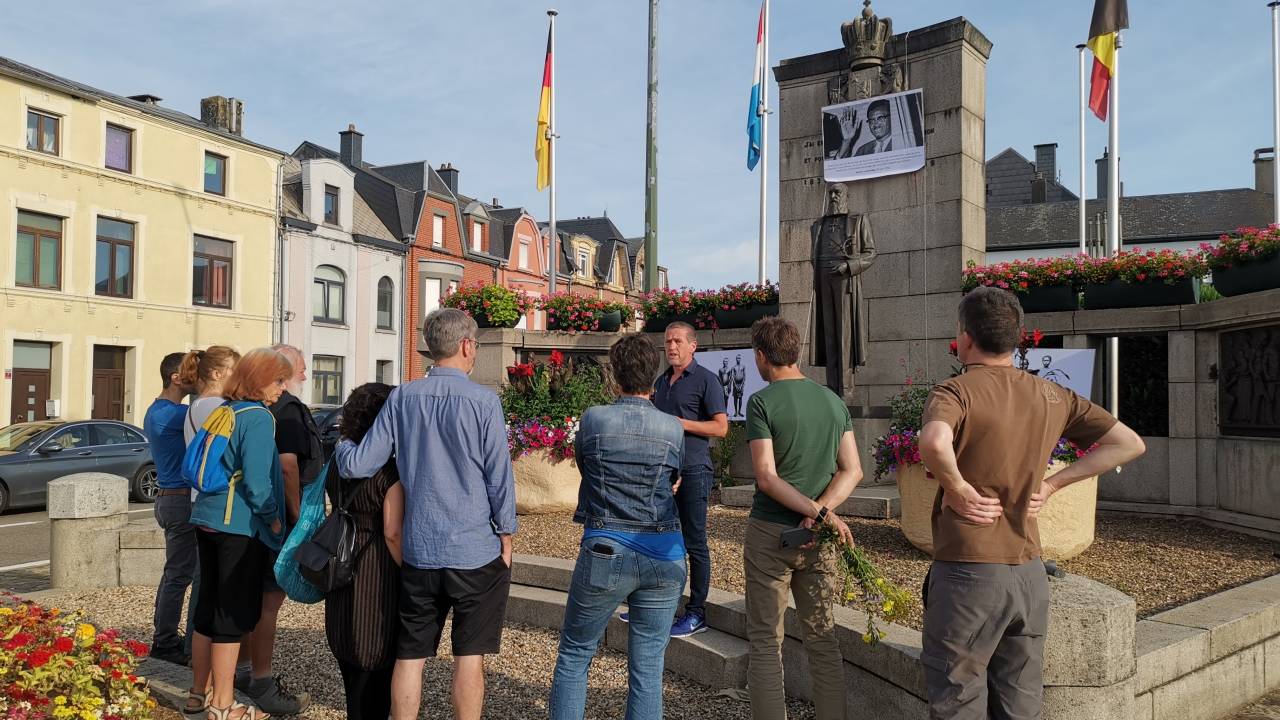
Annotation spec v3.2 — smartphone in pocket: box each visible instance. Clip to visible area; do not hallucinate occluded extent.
[779,526,814,549]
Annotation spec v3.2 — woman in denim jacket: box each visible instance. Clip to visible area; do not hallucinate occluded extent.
[549,334,686,719]
[189,348,290,720]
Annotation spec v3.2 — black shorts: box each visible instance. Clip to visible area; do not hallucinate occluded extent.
[194,530,268,643]
[397,556,511,659]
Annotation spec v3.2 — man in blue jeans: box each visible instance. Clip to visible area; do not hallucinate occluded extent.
[652,321,728,637]
[550,333,687,719]
[143,352,197,666]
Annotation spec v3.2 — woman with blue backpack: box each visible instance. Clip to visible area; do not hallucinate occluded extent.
[186,347,292,720]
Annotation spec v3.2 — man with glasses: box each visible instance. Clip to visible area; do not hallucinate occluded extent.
[854,99,893,156]
[336,308,517,720]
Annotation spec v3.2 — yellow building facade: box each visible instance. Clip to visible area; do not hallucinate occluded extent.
[0,58,283,426]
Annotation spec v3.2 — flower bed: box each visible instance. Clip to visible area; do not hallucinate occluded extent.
[541,293,609,333]
[641,282,779,332]
[443,284,536,328]
[962,256,1083,312]
[0,591,154,719]
[1203,226,1280,296]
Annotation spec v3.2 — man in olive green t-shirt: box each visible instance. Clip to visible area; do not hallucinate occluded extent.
[743,317,860,720]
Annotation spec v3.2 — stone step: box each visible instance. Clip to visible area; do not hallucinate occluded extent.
[505,583,750,690]
[720,483,901,519]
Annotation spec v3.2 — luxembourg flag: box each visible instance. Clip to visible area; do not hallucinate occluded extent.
[746,1,765,170]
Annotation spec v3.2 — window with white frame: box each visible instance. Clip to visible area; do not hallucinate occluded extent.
[432,214,444,248]
[471,221,484,252]
[576,248,590,278]
[518,242,529,270]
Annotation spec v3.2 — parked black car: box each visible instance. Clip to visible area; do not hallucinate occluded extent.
[0,420,157,512]
[310,404,342,463]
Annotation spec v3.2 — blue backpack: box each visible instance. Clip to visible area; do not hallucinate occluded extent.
[182,401,272,498]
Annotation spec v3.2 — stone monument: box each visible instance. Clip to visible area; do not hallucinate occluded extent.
[775,2,991,480]
[809,183,876,397]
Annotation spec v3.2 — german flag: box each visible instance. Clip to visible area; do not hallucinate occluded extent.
[535,27,552,191]
[1087,0,1128,121]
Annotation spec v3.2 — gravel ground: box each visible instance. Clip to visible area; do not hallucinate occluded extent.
[47,587,814,720]
[518,506,1280,629]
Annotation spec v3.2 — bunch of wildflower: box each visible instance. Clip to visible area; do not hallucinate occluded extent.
[1201,225,1280,270]
[0,591,155,719]
[815,524,915,645]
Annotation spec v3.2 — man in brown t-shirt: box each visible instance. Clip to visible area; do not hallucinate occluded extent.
[918,287,1146,720]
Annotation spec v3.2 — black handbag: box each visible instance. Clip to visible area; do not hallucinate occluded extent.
[295,467,366,593]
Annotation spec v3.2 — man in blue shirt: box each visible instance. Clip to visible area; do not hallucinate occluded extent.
[143,352,197,666]
[336,307,517,720]
[652,321,728,638]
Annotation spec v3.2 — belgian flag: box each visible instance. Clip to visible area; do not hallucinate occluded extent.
[1087,0,1128,121]
[535,27,552,191]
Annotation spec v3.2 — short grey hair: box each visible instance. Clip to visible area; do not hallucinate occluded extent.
[665,321,696,342]
[423,308,477,360]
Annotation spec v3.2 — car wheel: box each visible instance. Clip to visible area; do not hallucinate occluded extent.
[132,465,158,503]
[0,481,9,514]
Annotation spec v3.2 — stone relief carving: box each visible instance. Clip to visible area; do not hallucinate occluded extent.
[1219,325,1280,436]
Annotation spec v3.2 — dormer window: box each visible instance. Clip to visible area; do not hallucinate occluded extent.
[324,185,339,225]
[576,248,590,278]
[471,221,484,252]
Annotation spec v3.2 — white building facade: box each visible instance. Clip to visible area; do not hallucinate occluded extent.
[280,156,405,406]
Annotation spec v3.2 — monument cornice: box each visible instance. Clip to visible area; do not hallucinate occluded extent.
[773,16,992,83]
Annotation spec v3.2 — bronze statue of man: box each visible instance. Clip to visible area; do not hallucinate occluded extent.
[809,183,877,397]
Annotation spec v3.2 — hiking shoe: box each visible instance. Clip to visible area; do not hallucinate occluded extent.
[149,643,190,667]
[245,675,311,716]
[670,612,708,638]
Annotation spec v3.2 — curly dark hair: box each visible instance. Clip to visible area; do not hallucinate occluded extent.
[339,382,394,444]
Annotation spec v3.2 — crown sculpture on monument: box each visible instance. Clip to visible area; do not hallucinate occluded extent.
[842,0,893,71]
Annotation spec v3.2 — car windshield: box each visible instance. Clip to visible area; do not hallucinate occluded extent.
[0,424,55,451]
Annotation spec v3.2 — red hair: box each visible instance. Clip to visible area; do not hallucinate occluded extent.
[222,348,293,402]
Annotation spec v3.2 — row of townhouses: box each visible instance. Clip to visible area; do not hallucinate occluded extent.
[0,57,665,425]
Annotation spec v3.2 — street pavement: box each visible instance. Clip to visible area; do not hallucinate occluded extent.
[0,502,153,593]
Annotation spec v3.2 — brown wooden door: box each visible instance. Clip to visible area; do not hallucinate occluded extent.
[10,370,51,424]
[91,371,125,420]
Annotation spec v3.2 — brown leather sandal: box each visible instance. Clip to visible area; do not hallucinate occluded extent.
[206,702,270,720]
[183,689,212,715]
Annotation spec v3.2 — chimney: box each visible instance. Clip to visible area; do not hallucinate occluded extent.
[1030,173,1047,204]
[438,163,459,194]
[1095,148,1109,200]
[1034,143,1058,185]
[492,197,501,208]
[1254,147,1275,196]
[200,96,244,136]
[339,124,363,167]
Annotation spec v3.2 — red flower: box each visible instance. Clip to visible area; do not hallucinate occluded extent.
[549,350,565,367]
[53,636,73,653]
[28,647,54,668]
[125,639,149,657]
[948,341,958,356]
[1032,329,1044,346]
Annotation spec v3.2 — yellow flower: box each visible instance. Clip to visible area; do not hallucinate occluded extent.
[76,623,96,645]
[0,607,12,615]
[862,632,874,644]
[874,578,885,587]
[882,600,894,614]
[844,592,855,601]
[54,696,67,706]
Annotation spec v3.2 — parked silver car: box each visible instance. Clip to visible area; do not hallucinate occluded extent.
[0,420,156,512]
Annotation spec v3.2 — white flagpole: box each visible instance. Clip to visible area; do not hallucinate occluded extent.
[548,9,559,296]
[757,0,770,285]
[1078,43,1088,255]
[1107,33,1121,420]
[1271,1,1280,224]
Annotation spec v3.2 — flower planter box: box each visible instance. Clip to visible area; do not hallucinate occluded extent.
[1082,278,1199,310]
[713,302,779,329]
[1015,285,1078,313]
[895,461,1097,560]
[1212,253,1280,296]
[475,315,520,329]
[512,450,580,514]
[597,310,623,332]
[643,312,701,333]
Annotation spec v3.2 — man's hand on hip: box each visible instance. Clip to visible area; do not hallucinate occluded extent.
[941,481,1003,525]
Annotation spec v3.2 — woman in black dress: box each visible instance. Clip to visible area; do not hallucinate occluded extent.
[324,382,404,719]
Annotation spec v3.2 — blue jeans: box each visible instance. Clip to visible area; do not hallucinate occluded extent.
[676,468,711,618]
[549,538,686,720]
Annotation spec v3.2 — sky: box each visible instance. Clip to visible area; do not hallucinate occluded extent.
[2,1,1275,289]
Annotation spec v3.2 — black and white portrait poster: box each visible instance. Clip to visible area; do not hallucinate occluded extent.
[695,349,766,421]
[1016,349,1095,400]
[822,88,925,183]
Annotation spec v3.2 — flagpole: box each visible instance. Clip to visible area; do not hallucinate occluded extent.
[643,0,660,293]
[757,0,770,286]
[1077,43,1087,255]
[1107,33,1121,420]
[1271,1,1280,224]
[548,9,559,296]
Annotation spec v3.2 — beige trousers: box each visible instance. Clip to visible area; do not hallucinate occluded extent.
[743,517,846,720]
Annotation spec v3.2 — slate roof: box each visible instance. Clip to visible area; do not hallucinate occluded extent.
[293,141,422,241]
[554,217,635,284]
[490,207,531,259]
[371,161,454,197]
[986,188,1274,249]
[987,147,1077,208]
[0,56,284,156]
